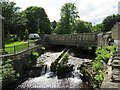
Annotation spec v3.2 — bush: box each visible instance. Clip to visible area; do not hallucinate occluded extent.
[93,72,106,88]
[0,59,20,86]
[111,46,117,53]
[41,47,46,50]
[32,51,39,57]
[23,51,40,70]
[92,61,104,72]
[95,46,116,63]
[92,46,116,88]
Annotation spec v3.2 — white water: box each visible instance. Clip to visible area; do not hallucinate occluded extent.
[16,52,92,89]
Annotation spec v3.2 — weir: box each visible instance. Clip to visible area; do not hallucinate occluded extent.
[16,49,93,89]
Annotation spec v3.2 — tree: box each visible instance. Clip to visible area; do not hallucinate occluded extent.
[24,6,51,34]
[75,20,92,33]
[102,14,120,32]
[56,3,79,34]
[92,24,104,32]
[16,11,28,40]
[1,0,21,35]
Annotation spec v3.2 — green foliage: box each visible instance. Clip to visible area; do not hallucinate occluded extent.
[80,69,89,77]
[25,6,51,34]
[0,59,20,86]
[95,46,111,63]
[102,14,120,32]
[95,46,116,63]
[92,61,104,72]
[23,51,40,70]
[75,20,92,33]
[92,46,116,88]
[92,24,104,32]
[111,46,117,53]
[56,3,79,34]
[23,29,29,40]
[1,0,51,40]
[41,47,46,50]
[32,51,39,57]
[93,72,106,88]
[6,34,21,42]
[16,11,28,40]
[1,0,21,35]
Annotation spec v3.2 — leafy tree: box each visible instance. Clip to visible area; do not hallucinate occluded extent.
[75,20,92,33]
[1,0,21,35]
[24,6,51,34]
[15,11,29,40]
[102,14,120,32]
[56,3,79,34]
[92,24,104,32]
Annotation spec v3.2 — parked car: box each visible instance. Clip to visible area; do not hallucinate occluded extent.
[29,33,40,39]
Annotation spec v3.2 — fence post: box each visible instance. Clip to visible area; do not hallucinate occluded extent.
[28,41,29,49]
[14,45,15,54]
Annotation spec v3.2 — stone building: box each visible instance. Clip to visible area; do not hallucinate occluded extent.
[111,22,120,49]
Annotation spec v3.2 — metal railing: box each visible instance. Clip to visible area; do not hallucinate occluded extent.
[0,41,39,55]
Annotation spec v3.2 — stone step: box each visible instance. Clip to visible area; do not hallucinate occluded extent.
[113,57,120,60]
[112,64,120,69]
[112,69,120,75]
[111,74,120,82]
[112,60,119,64]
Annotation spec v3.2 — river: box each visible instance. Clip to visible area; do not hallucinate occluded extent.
[16,50,92,89]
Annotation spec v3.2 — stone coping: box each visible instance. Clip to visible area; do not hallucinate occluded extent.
[0,45,40,58]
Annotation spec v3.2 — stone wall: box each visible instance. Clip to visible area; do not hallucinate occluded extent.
[97,31,114,47]
[1,45,41,76]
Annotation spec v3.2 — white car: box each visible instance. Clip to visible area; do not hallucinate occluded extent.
[29,33,40,39]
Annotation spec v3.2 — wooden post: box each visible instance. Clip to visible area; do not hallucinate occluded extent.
[28,41,29,49]
[14,45,16,54]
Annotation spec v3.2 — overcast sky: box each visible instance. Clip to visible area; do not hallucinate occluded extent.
[9,0,119,25]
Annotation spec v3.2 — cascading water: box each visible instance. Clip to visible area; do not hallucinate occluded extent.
[16,51,92,89]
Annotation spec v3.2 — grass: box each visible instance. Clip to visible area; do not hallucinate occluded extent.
[5,42,26,47]
[25,39,35,42]
[5,42,29,54]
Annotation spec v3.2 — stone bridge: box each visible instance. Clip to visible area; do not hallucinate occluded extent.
[43,32,113,48]
[48,33,98,47]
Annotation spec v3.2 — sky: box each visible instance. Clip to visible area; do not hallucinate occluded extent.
[9,0,120,25]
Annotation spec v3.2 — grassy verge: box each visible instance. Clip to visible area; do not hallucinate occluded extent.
[5,42,29,54]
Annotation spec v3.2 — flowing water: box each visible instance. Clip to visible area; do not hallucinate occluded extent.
[16,51,92,89]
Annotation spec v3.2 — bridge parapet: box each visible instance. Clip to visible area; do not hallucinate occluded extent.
[47,33,98,47]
